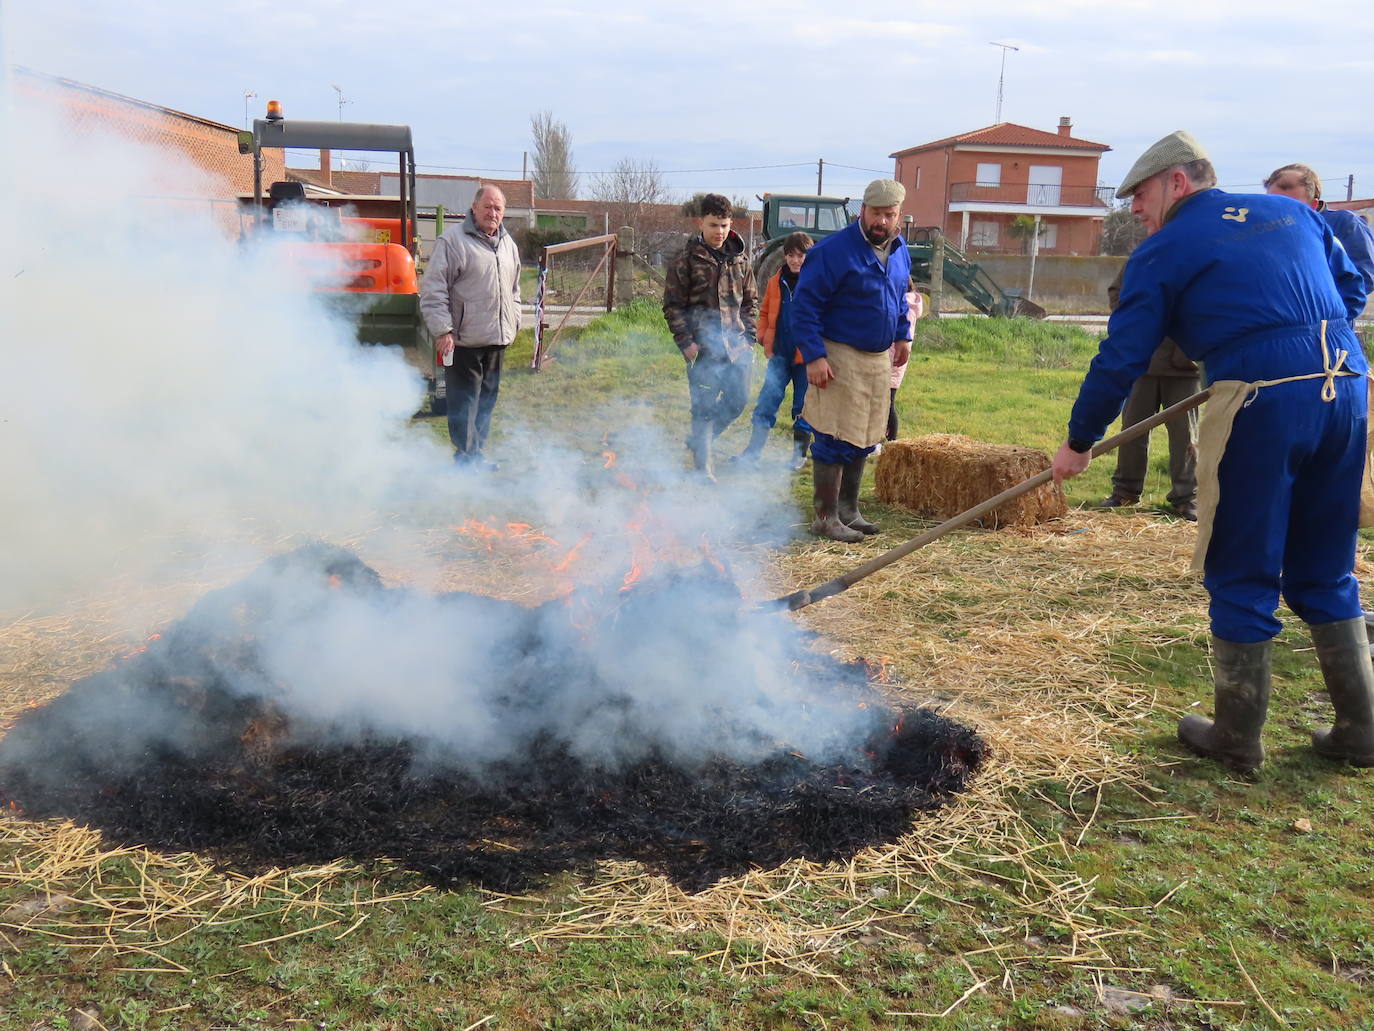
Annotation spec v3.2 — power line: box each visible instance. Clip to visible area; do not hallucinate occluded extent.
[280,148,841,176]
[825,162,891,174]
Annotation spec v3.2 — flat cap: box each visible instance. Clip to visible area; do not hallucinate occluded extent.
[1115,130,1209,199]
[863,178,906,207]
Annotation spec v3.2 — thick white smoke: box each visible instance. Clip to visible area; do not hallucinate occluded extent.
[0,78,882,778]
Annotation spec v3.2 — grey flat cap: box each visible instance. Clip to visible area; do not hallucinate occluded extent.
[1115,130,1210,199]
[863,178,906,207]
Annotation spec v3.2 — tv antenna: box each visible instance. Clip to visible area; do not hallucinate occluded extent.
[331,84,352,121]
[990,42,1019,122]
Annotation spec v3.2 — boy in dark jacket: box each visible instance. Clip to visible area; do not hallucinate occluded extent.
[735,232,813,469]
[662,193,759,481]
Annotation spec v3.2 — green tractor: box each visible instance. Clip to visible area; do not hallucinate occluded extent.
[237,102,443,414]
[753,194,1045,319]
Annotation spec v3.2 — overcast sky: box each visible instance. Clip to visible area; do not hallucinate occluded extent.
[8,0,1374,203]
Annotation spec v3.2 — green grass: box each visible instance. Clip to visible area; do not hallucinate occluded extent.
[6,304,1374,1030]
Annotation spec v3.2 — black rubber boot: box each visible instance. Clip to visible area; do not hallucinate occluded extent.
[1177,637,1271,772]
[837,455,879,535]
[688,419,715,484]
[732,423,770,464]
[811,463,863,542]
[791,428,810,471]
[1309,618,1374,766]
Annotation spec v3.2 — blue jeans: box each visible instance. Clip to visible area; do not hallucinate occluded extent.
[444,345,504,459]
[751,353,810,430]
[687,352,753,436]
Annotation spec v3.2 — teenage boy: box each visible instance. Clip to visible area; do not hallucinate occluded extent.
[735,232,814,469]
[663,194,759,481]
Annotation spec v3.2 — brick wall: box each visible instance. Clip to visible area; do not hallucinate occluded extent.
[12,69,283,231]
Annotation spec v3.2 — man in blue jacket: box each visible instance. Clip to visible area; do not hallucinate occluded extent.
[792,179,912,542]
[1052,131,1372,773]
[1264,163,1374,294]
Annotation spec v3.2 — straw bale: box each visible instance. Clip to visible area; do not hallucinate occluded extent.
[874,434,1067,527]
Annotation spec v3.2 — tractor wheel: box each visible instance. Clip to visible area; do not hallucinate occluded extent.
[753,247,785,292]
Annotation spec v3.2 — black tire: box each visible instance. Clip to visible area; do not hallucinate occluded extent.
[753,246,785,291]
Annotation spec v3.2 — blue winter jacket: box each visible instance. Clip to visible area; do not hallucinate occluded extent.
[791,220,912,362]
[1068,189,1367,443]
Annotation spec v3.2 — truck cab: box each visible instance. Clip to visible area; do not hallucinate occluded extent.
[238,105,443,412]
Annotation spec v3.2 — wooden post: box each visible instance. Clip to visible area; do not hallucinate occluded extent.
[928,230,945,317]
[616,226,636,308]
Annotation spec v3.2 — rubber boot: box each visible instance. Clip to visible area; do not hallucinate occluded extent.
[838,455,879,535]
[732,423,770,464]
[1177,637,1271,772]
[791,428,811,471]
[1309,618,1374,766]
[811,463,863,542]
[688,419,715,484]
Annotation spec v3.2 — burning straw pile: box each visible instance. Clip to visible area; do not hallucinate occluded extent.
[0,545,985,893]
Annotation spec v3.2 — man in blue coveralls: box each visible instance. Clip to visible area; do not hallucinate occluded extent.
[792,179,912,542]
[1051,131,1373,773]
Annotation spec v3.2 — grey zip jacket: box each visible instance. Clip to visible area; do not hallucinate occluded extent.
[420,215,521,347]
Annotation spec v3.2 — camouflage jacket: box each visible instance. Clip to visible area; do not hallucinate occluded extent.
[662,231,758,361]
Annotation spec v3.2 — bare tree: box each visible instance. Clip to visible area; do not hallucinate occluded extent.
[530,111,578,200]
[1100,203,1147,256]
[591,157,668,207]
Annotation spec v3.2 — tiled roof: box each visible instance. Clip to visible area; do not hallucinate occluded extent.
[891,122,1110,157]
[286,168,387,195]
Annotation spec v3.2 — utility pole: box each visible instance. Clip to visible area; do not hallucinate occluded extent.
[990,42,1019,122]
[243,91,256,129]
[1348,174,1355,202]
[522,151,528,180]
[817,158,824,196]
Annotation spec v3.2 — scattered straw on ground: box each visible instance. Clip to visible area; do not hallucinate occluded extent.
[0,511,1278,984]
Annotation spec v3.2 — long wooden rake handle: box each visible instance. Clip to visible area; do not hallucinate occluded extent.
[768,387,1212,612]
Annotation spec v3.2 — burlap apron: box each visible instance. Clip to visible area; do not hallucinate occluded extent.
[1191,320,1372,571]
[800,339,891,448]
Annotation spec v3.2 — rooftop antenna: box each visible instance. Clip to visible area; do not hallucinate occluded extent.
[990,42,1019,122]
[242,90,256,129]
[331,84,351,121]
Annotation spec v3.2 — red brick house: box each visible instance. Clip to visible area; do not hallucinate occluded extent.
[890,118,1112,255]
[12,67,285,224]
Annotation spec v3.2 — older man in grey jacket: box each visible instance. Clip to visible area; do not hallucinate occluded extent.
[421,184,521,466]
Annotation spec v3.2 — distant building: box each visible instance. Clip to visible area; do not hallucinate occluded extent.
[286,164,535,227]
[890,117,1112,255]
[1328,198,1374,226]
[10,67,283,229]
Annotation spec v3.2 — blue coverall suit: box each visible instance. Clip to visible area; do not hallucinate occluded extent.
[1068,189,1368,643]
[792,220,912,465]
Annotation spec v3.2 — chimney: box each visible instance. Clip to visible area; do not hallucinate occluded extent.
[319,148,332,187]
[1057,117,1072,138]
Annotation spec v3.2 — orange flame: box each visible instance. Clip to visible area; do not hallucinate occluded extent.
[327,574,342,589]
[620,564,643,592]
[552,534,591,573]
[603,450,616,469]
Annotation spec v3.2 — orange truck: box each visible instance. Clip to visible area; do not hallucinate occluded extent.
[238,102,444,413]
